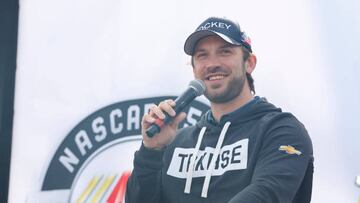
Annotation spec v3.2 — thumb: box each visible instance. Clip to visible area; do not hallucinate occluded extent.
[169,112,187,128]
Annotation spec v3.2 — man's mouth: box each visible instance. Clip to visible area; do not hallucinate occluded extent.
[206,74,227,81]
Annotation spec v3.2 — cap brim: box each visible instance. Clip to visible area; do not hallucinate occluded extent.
[184,30,241,55]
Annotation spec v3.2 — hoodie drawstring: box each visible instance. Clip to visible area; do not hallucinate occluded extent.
[201,121,231,198]
[184,126,206,194]
[183,121,232,198]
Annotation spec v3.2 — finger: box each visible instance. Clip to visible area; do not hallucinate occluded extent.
[147,104,157,114]
[167,99,176,107]
[149,105,166,119]
[142,114,156,124]
[159,100,176,117]
[170,112,187,128]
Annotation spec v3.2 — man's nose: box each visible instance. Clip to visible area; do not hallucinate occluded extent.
[204,55,221,70]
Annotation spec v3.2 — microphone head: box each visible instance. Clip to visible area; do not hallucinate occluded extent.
[189,79,206,96]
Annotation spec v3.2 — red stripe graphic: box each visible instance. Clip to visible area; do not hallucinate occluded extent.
[107,171,131,203]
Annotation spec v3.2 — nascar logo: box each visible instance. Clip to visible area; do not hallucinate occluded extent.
[28,97,209,203]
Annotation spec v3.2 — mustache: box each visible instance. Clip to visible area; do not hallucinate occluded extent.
[204,66,230,75]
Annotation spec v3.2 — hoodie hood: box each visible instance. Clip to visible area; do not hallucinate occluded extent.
[196,96,282,129]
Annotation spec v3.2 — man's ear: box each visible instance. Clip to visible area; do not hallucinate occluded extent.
[246,54,257,74]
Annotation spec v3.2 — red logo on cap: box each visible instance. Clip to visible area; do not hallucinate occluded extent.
[242,33,251,46]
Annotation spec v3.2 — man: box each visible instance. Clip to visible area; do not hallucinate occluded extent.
[126,17,313,203]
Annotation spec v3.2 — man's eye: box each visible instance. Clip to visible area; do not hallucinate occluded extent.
[220,49,232,55]
[196,53,206,59]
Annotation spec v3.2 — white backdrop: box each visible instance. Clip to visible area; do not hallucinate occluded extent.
[10,0,360,202]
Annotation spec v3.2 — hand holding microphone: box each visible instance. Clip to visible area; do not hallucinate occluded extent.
[141,79,206,149]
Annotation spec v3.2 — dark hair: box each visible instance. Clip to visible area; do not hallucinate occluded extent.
[191,45,255,94]
[241,47,255,94]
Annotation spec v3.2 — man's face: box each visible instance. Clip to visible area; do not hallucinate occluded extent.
[192,35,248,103]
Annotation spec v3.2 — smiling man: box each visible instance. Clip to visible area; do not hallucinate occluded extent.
[126,17,314,203]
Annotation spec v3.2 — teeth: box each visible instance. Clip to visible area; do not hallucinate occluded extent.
[208,75,225,80]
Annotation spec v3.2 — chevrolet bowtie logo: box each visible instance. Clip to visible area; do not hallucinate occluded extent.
[279,145,302,155]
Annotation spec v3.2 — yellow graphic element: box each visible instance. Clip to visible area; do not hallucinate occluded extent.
[89,174,116,203]
[279,145,302,155]
[76,175,102,203]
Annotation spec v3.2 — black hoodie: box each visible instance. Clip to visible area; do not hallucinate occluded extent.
[126,96,313,203]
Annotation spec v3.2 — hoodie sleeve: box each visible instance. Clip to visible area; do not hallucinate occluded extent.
[125,143,165,203]
[227,115,314,203]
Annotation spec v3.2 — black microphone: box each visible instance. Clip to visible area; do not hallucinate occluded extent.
[146,79,206,137]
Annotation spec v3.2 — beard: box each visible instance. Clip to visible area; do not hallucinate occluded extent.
[204,70,246,104]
